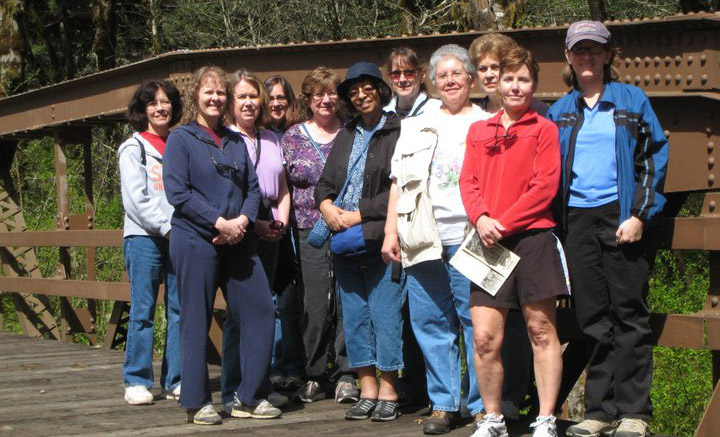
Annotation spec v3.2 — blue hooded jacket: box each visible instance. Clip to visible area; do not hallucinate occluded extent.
[546,82,668,235]
[163,121,260,241]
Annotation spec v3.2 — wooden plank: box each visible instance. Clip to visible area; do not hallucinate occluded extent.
[0,229,123,247]
[696,379,720,437]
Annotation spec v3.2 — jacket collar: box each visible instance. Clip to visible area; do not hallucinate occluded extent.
[572,82,620,109]
[177,121,239,146]
[485,108,539,127]
[384,92,430,117]
[346,111,401,132]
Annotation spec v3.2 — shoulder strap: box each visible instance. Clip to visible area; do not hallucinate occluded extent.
[410,96,429,117]
[301,123,327,164]
[253,128,261,170]
[135,138,147,166]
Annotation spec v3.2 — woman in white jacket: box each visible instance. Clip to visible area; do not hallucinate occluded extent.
[119,80,183,405]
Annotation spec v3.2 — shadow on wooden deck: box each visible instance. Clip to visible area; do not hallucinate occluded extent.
[0,332,573,436]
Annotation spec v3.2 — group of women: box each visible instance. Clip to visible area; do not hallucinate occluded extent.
[118,19,667,437]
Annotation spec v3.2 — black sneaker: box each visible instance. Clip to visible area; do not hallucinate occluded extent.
[345,398,378,420]
[371,400,400,422]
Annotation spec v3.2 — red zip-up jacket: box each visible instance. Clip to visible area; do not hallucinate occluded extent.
[459,109,560,237]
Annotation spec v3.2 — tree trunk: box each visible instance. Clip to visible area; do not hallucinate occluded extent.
[587,0,608,22]
[91,0,117,71]
[469,0,498,31]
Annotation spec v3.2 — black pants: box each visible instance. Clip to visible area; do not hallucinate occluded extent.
[565,201,654,421]
[296,229,350,384]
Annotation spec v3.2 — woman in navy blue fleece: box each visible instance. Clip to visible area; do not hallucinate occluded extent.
[163,66,276,425]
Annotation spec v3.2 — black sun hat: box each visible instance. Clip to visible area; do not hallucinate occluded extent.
[337,62,392,101]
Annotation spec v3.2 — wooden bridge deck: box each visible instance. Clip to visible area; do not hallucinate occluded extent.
[0,331,573,436]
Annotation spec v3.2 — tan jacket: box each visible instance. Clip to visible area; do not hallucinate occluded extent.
[391,118,443,268]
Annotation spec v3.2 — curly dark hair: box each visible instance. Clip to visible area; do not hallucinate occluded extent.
[339,76,392,119]
[126,80,182,132]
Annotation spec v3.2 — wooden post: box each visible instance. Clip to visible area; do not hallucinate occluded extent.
[54,132,74,343]
[82,141,98,345]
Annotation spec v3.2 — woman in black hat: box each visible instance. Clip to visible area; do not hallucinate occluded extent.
[314,61,405,422]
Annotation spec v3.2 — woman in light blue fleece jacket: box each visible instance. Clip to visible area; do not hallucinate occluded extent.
[118,79,183,406]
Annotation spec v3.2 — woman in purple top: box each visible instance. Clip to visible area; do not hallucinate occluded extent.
[220,69,290,417]
[282,67,359,404]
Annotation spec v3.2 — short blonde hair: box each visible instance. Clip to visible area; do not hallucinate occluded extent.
[469,33,518,66]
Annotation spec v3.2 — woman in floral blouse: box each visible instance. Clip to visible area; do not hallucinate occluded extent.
[281,67,359,404]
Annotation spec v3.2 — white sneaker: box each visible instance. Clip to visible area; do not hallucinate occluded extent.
[566,419,618,437]
[231,399,282,419]
[471,412,509,437]
[161,384,181,400]
[615,418,648,437]
[186,404,222,425]
[124,386,154,405]
[531,415,558,437]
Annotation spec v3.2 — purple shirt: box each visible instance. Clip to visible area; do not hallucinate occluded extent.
[233,126,285,218]
[281,123,334,229]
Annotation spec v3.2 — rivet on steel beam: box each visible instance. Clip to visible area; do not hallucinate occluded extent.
[664,56,672,66]
[709,173,716,185]
[687,75,693,85]
[711,296,719,307]
[654,74,661,85]
[644,57,651,67]
[624,58,631,68]
[625,75,632,83]
[675,74,682,84]
[708,128,714,136]
[663,130,670,138]
[634,75,642,85]
[701,74,708,85]
[644,75,651,86]
[665,74,672,85]
[700,54,707,66]
[687,55,694,65]
[710,201,717,212]
[709,157,715,168]
[87,223,92,229]
[674,55,682,65]
[709,141,715,152]
[634,57,642,66]
[654,56,661,67]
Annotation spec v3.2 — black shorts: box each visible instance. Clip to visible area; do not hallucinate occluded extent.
[470,229,569,310]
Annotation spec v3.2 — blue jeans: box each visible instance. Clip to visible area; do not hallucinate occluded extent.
[405,245,483,415]
[335,255,405,371]
[123,235,181,391]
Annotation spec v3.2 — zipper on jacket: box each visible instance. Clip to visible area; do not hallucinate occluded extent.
[563,109,584,237]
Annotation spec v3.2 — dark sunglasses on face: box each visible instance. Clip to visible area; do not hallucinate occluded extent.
[570,45,606,55]
[348,84,377,100]
[390,69,417,81]
[207,148,239,177]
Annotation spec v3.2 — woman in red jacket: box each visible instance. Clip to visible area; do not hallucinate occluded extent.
[459,47,568,437]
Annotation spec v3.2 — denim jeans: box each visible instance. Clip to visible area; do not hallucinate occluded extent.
[335,255,405,371]
[405,244,483,415]
[123,235,181,391]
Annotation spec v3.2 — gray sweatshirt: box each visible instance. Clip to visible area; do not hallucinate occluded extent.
[118,133,173,238]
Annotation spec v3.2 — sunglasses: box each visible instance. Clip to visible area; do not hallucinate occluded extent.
[207,148,238,177]
[348,84,377,100]
[570,45,606,55]
[390,69,417,81]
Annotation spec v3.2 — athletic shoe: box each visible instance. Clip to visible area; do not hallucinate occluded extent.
[566,419,618,437]
[615,418,648,437]
[231,399,282,419]
[161,384,181,400]
[423,410,457,435]
[344,398,378,420]
[186,404,222,425]
[124,386,154,405]
[268,391,289,408]
[471,412,509,437]
[371,400,401,422]
[335,380,360,403]
[531,415,558,437]
[294,380,326,403]
[270,374,287,390]
[284,375,305,390]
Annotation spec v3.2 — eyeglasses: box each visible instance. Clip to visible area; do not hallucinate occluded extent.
[269,95,288,102]
[390,69,417,81]
[486,123,517,153]
[570,45,606,55]
[207,148,238,178]
[311,91,338,102]
[147,99,171,109]
[348,85,377,100]
[435,70,467,84]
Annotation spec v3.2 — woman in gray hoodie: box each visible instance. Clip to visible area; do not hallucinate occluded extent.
[118,80,183,405]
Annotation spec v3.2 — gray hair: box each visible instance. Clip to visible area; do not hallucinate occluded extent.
[428,44,476,85]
